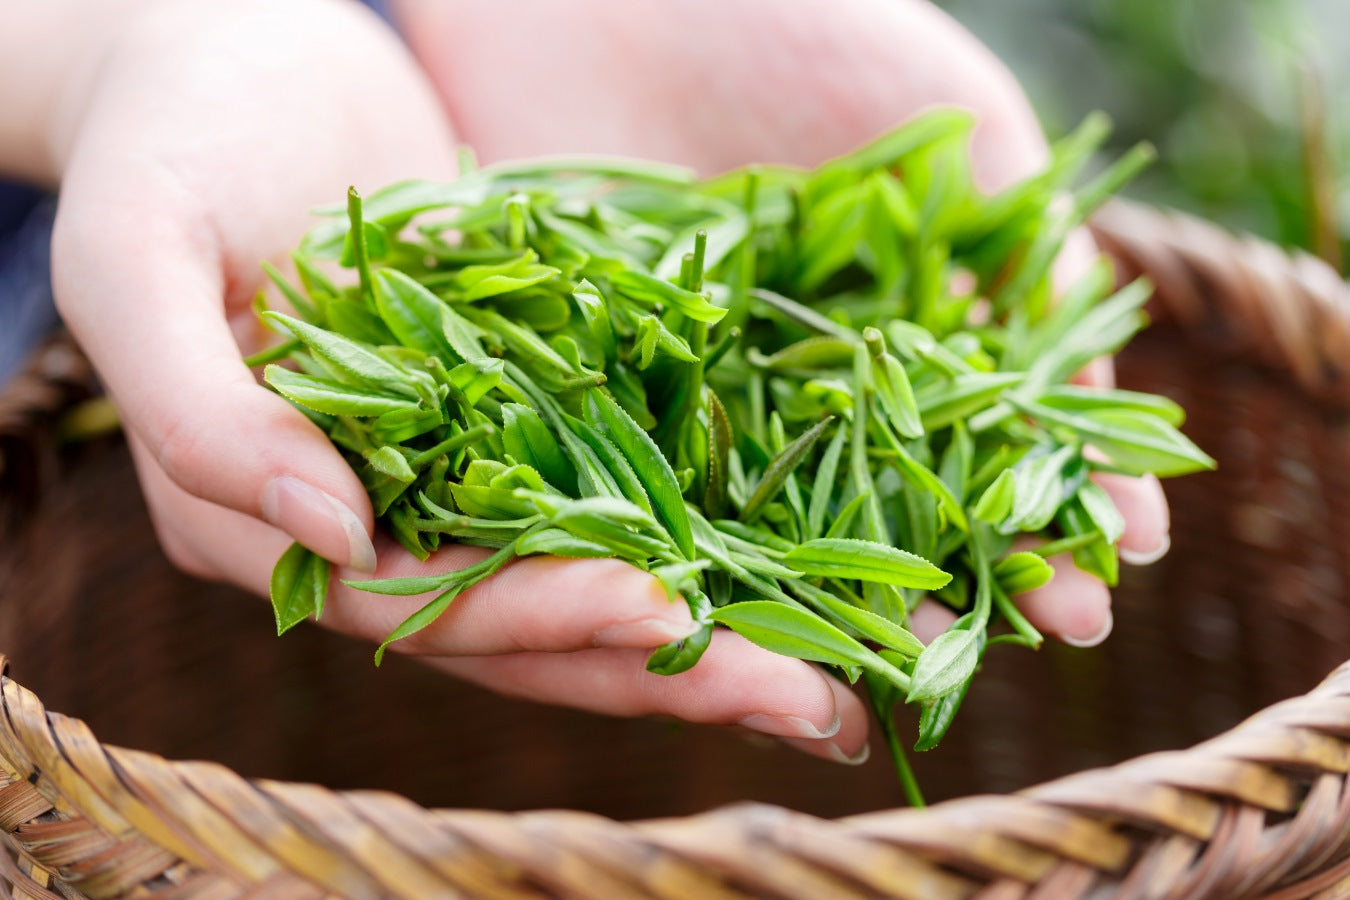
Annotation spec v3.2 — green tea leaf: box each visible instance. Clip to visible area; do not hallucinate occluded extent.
[646,622,714,675]
[939,421,974,503]
[821,107,972,174]
[972,469,1016,524]
[916,373,1023,431]
[747,288,858,341]
[867,329,924,439]
[586,391,695,560]
[344,571,458,596]
[883,436,970,534]
[516,528,614,558]
[807,422,849,539]
[1004,445,1079,533]
[1038,384,1185,426]
[567,414,657,518]
[711,520,796,556]
[610,270,726,323]
[993,551,1055,595]
[264,366,419,417]
[572,279,618,362]
[448,358,504,405]
[784,538,951,590]
[742,416,834,522]
[749,337,857,373]
[704,389,734,520]
[634,314,699,368]
[457,250,561,301]
[824,491,871,540]
[270,542,330,635]
[502,403,577,494]
[913,622,986,751]
[1018,401,1215,477]
[1057,500,1119,587]
[908,625,980,704]
[366,446,415,483]
[370,539,520,664]
[791,581,925,657]
[650,560,712,603]
[711,601,870,668]
[1077,480,1126,544]
[261,261,320,323]
[373,268,464,362]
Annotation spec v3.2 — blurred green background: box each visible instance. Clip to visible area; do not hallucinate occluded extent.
[936,0,1349,272]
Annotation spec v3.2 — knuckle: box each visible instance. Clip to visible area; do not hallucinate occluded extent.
[150,417,210,499]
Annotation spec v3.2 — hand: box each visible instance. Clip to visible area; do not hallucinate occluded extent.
[395,0,1169,694]
[40,0,862,764]
[40,0,1170,768]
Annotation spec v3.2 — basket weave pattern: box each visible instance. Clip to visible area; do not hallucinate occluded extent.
[0,201,1348,897]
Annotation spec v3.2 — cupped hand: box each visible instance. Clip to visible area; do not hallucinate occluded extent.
[48,0,1170,767]
[399,0,1170,648]
[46,0,865,765]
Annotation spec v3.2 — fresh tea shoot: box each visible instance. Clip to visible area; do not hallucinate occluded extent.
[253,111,1212,804]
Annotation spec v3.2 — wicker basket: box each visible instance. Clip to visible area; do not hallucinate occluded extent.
[1,200,1348,898]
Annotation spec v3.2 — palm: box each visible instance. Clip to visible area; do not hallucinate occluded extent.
[400,0,1041,184]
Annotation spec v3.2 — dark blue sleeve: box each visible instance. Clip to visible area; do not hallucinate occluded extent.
[0,187,58,384]
[364,0,395,27]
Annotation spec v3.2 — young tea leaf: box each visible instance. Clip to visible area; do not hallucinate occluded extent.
[784,538,951,590]
[972,469,1016,524]
[586,391,695,559]
[711,601,870,668]
[742,416,834,522]
[264,366,420,418]
[907,624,980,704]
[270,542,331,635]
[993,551,1055,595]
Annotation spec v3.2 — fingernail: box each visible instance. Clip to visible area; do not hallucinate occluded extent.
[780,736,871,766]
[826,742,871,766]
[593,618,699,648]
[1062,609,1114,648]
[262,475,377,573]
[738,712,841,741]
[1120,532,1171,567]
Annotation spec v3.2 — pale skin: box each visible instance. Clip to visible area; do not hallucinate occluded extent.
[4,0,1169,764]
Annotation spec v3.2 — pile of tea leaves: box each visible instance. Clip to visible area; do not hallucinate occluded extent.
[252,111,1211,802]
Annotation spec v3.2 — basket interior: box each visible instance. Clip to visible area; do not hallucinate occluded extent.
[1,315,1347,821]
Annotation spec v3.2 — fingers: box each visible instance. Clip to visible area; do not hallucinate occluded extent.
[324,548,702,657]
[53,198,378,571]
[1094,472,1171,564]
[1015,553,1114,647]
[434,631,871,763]
[48,0,461,573]
[128,434,703,655]
[130,450,869,764]
[910,555,1111,648]
[777,675,872,766]
[128,444,870,762]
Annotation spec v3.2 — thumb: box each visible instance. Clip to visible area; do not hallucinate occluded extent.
[51,187,377,573]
